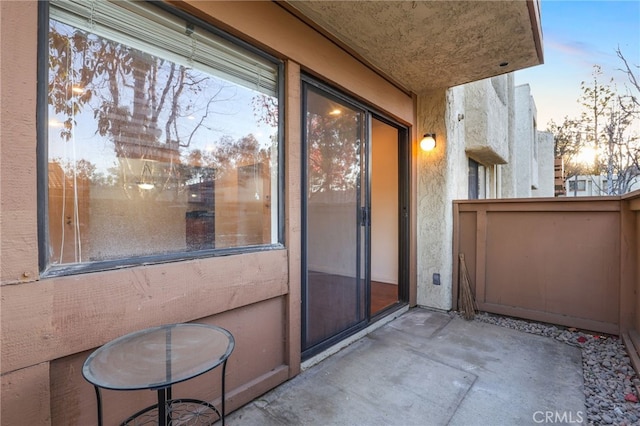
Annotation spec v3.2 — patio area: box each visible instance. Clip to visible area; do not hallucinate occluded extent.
[225,308,586,425]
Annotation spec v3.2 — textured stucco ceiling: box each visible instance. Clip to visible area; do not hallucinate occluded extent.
[282,1,543,94]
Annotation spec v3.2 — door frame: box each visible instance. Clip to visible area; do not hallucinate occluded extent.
[370,113,411,318]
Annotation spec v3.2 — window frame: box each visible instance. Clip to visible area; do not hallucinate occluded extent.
[569,179,587,192]
[37,1,285,277]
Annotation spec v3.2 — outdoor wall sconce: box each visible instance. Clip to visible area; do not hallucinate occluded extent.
[420,133,436,151]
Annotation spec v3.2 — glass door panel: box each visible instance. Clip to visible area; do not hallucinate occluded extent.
[302,84,366,352]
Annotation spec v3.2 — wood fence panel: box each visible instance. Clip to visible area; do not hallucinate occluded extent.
[454,199,621,334]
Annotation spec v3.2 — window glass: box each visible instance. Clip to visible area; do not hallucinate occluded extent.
[468,158,479,199]
[568,180,586,192]
[46,1,279,267]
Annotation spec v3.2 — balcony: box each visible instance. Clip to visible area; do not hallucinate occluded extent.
[225,191,640,425]
[225,307,635,425]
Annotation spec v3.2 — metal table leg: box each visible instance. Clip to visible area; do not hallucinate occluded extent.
[93,386,103,426]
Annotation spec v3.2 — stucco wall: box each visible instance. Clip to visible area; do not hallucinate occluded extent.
[500,74,518,198]
[532,131,555,197]
[514,84,535,197]
[464,77,509,165]
[416,87,468,310]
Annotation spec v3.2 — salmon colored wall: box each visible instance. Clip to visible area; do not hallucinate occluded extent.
[2,251,288,372]
[371,120,400,285]
[0,1,415,425]
[0,1,39,285]
[1,363,51,426]
[49,298,288,425]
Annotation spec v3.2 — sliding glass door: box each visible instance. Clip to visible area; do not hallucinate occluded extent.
[301,78,409,358]
[302,82,367,353]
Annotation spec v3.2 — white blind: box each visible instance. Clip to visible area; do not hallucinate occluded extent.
[50,0,278,96]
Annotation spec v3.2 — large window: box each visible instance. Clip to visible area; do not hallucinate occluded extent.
[43,0,281,273]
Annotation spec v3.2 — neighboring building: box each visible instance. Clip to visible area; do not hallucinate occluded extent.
[532,130,555,197]
[460,78,554,201]
[563,174,640,197]
[0,1,543,424]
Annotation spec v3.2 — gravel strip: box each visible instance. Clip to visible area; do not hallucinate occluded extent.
[462,311,640,425]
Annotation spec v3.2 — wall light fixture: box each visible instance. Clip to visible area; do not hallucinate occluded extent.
[420,133,436,151]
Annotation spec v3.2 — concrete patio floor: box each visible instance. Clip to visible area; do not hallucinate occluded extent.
[225,307,586,426]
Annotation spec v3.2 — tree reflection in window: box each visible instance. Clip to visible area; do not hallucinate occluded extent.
[46,7,278,267]
[306,89,362,197]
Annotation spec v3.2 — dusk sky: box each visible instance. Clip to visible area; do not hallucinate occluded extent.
[515,0,640,131]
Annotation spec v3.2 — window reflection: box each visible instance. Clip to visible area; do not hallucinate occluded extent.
[47,4,279,267]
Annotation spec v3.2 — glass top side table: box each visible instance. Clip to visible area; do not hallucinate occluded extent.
[83,323,235,426]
